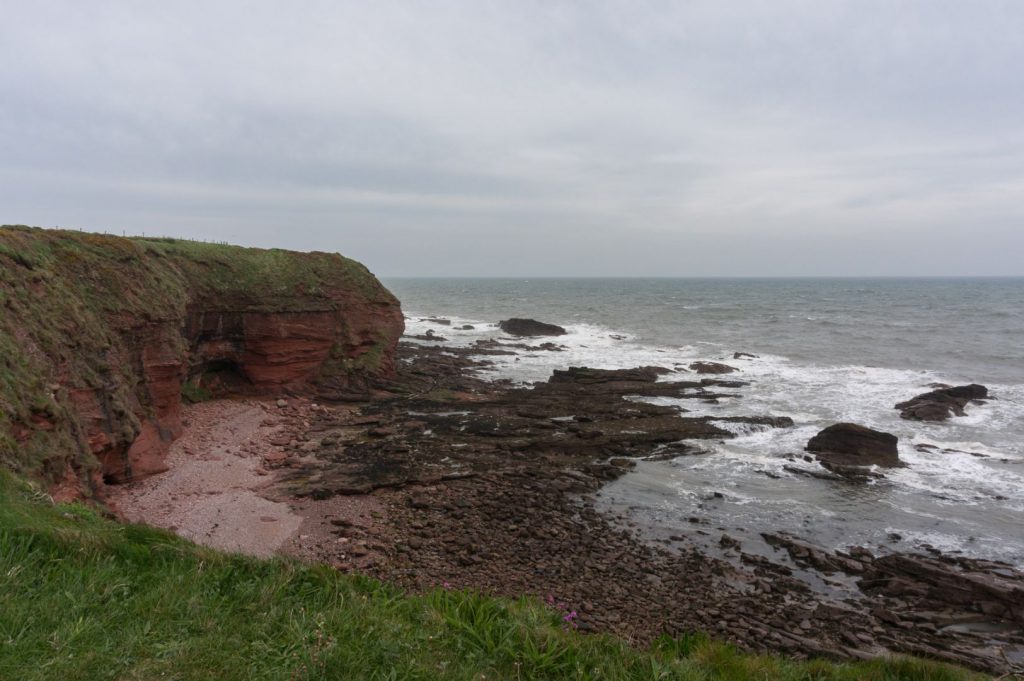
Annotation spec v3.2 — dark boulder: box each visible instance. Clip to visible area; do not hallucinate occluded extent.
[498,318,567,337]
[895,384,988,421]
[806,423,900,469]
[689,361,738,375]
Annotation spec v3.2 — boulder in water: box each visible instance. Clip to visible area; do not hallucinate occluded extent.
[895,384,988,421]
[806,423,900,469]
[498,318,567,337]
[689,361,737,375]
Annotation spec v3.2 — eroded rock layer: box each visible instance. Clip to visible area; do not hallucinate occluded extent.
[0,226,403,496]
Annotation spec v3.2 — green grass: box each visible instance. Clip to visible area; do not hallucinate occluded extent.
[180,381,214,404]
[0,471,989,681]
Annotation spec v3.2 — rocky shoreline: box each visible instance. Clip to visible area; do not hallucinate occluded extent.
[117,339,1024,676]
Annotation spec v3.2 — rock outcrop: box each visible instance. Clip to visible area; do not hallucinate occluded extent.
[895,384,988,421]
[689,361,738,374]
[498,318,567,337]
[806,423,900,470]
[0,226,403,496]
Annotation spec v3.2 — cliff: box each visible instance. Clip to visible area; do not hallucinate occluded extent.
[0,226,403,499]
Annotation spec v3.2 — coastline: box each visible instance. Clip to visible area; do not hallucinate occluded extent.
[111,340,1024,675]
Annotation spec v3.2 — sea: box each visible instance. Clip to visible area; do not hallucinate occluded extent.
[384,278,1024,568]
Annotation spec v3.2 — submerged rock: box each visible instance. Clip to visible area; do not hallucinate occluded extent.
[498,318,567,337]
[806,423,900,469]
[895,384,988,421]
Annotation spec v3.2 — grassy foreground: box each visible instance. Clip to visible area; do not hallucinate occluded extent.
[0,472,987,681]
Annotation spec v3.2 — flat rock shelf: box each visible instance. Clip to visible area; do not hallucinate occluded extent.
[114,341,1024,676]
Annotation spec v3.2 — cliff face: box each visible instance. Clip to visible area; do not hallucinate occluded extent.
[0,226,403,498]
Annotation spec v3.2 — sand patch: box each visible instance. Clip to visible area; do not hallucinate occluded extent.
[110,400,302,558]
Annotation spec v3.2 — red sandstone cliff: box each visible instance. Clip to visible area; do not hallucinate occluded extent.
[0,227,403,499]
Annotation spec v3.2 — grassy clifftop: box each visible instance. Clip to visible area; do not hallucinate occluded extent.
[0,471,986,681]
[0,226,401,488]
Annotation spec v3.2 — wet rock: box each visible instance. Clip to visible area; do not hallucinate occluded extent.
[762,533,862,574]
[549,366,671,384]
[895,384,989,421]
[714,416,794,429]
[498,318,568,337]
[273,341,1022,676]
[689,361,738,374]
[860,553,1024,626]
[806,423,900,469]
[720,534,741,550]
[733,352,758,359]
[411,329,447,342]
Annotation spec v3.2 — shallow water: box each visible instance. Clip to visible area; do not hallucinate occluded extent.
[385,277,1024,566]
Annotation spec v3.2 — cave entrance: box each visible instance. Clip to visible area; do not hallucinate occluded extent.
[185,359,251,401]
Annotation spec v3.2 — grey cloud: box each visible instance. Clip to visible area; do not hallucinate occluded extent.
[1,1,1022,275]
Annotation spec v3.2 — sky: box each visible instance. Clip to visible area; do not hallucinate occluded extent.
[1,1,1022,277]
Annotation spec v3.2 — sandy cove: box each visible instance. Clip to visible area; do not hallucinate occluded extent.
[110,398,388,566]
[109,400,302,557]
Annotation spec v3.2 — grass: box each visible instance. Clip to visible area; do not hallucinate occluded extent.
[0,470,990,681]
[136,236,386,306]
[180,381,214,404]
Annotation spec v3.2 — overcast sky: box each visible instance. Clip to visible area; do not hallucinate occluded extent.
[2,1,1022,276]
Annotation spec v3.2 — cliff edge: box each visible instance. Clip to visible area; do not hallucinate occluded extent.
[0,226,403,499]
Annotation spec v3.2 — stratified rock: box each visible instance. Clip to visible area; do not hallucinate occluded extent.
[895,384,988,421]
[0,226,403,495]
[763,533,867,575]
[860,553,1024,625]
[806,423,900,469]
[498,318,567,337]
[689,361,738,374]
